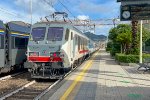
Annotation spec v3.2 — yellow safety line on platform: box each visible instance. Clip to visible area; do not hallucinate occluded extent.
[60,52,98,100]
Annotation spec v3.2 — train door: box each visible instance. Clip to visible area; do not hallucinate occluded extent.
[0,21,5,68]
[73,33,75,58]
[70,31,74,62]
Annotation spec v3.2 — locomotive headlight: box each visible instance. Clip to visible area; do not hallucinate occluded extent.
[50,53,53,57]
[50,52,59,57]
[50,52,64,58]
[29,52,39,56]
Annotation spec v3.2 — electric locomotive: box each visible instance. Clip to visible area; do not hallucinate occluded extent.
[24,21,97,79]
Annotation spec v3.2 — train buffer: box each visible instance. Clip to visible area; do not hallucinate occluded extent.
[40,50,150,100]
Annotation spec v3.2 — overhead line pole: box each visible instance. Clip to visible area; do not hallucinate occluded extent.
[30,0,33,25]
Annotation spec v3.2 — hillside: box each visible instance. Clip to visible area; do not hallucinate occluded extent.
[84,32,107,41]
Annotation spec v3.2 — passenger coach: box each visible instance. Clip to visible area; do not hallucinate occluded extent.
[0,20,6,72]
[0,21,30,73]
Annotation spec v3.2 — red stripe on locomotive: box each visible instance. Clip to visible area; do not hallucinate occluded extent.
[79,50,89,54]
[28,56,63,62]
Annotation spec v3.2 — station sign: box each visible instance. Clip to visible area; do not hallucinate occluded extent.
[121,4,150,21]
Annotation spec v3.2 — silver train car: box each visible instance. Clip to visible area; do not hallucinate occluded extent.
[0,20,30,73]
[24,21,98,79]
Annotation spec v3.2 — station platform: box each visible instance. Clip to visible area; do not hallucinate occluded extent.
[40,50,150,100]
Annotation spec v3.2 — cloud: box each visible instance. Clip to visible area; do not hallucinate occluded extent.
[0,3,30,23]
[72,0,120,19]
[14,0,57,23]
[95,25,112,35]
[77,15,89,20]
[15,0,55,14]
[0,0,57,24]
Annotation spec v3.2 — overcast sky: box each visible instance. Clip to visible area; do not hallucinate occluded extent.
[0,0,121,35]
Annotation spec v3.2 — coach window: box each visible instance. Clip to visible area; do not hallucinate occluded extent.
[83,39,85,50]
[65,28,69,41]
[82,39,83,50]
[75,35,78,45]
[78,36,80,50]
[15,37,28,48]
[71,32,73,40]
[86,40,88,49]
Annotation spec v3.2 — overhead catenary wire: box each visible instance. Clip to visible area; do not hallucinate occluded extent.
[43,0,73,23]
[43,0,59,12]
[43,0,122,33]
[57,0,76,19]
[0,7,23,18]
[57,0,77,23]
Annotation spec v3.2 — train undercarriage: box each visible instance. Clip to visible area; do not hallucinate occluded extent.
[25,54,90,79]
[26,62,67,79]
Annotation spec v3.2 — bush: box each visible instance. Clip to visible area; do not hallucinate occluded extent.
[106,47,111,52]
[143,54,150,60]
[110,42,121,56]
[115,53,150,63]
[110,49,119,56]
[106,42,112,52]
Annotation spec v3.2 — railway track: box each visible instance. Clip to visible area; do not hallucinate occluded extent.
[1,80,56,100]
[0,67,74,100]
[0,71,26,81]
[0,72,31,97]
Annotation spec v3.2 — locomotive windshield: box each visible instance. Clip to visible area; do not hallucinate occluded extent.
[47,27,63,41]
[31,27,46,41]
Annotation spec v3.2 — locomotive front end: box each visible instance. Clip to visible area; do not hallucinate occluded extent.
[24,23,67,79]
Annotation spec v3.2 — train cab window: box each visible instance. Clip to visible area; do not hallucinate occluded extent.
[31,27,46,41]
[15,37,28,48]
[47,27,63,41]
[65,28,69,41]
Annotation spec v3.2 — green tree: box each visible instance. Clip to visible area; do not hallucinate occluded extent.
[108,23,150,56]
[116,24,132,54]
[108,27,118,42]
[108,26,121,56]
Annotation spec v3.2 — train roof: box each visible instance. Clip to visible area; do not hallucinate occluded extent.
[0,20,5,29]
[34,21,88,38]
[7,21,31,33]
[34,21,71,26]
